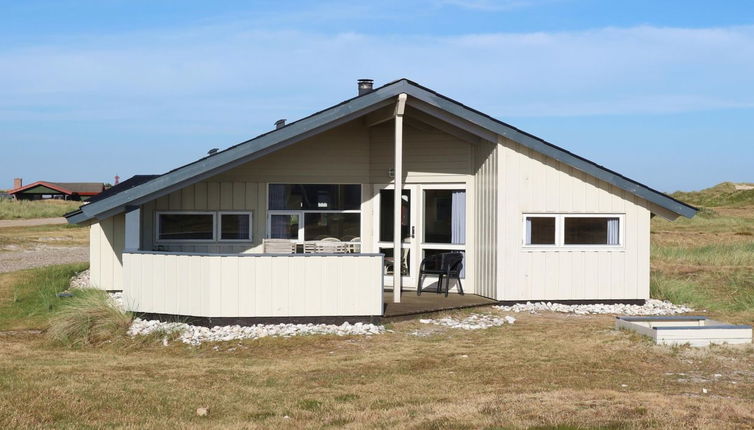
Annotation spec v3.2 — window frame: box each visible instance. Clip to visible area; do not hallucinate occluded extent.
[521,214,559,248]
[218,211,253,242]
[156,211,217,243]
[522,213,625,250]
[155,211,254,243]
[421,185,467,247]
[266,183,362,243]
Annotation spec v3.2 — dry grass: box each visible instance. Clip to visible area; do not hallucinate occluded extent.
[0,199,81,220]
[0,224,88,251]
[650,205,754,321]
[46,289,132,347]
[0,188,752,428]
[0,312,752,429]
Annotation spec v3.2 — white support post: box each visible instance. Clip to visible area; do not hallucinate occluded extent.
[124,206,141,251]
[393,93,407,304]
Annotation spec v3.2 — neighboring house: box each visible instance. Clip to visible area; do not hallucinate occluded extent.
[66,79,696,323]
[9,178,105,201]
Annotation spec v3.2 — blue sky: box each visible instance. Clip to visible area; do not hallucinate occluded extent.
[1,0,753,192]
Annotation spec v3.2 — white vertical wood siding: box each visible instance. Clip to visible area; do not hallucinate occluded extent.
[497,137,651,301]
[122,252,384,317]
[473,141,498,299]
[89,214,125,290]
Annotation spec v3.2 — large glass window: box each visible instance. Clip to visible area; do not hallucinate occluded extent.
[220,213,251,241]
[268,184,361,243]
[268,184,361,210]
[424,190,466,244]
[158,213,214,240]
[564,217,620,245]
[304,213,360,241]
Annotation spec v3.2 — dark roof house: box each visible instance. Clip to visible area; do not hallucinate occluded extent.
[9,179,105,201]
[65,78,696,323]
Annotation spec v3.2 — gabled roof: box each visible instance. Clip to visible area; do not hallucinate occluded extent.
[9,181,104,196]
[67,78,697,224]
[85,175,160,204]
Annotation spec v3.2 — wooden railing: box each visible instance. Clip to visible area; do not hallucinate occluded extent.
[122,251,384,318]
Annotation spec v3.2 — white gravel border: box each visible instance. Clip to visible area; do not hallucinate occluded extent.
[493,299,693,315]
[128,318,385,346]
[419,314,516,330]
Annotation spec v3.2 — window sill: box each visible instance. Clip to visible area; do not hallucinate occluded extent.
[521,246,625,253]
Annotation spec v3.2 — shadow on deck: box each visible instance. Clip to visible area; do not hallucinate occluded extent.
[382,291,498,320]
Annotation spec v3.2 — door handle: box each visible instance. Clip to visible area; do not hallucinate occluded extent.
[411,226,415,238]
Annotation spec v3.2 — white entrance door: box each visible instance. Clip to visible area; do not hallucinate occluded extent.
[374,184,468,292]
[374,184,419,289]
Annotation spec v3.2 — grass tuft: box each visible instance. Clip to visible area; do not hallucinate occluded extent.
[0,199,82,220]
[46,289,132,347]
[0,263,88,330]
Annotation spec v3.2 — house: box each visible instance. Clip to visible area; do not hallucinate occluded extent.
[9,178,105,201]
[65,79,696,323]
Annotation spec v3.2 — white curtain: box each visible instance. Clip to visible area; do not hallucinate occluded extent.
[607,217,619,245]
[525,217,532,244]
[451,191,466,244]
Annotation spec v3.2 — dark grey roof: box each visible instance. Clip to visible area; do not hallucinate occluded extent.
[85,175,160,204]
[67,79,696,223]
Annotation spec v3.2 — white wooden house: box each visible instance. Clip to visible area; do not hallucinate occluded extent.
[66,79,696,323]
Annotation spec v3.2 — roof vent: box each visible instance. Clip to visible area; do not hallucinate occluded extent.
[207,148,219,156]
[357,79,374,96]
[275,119,286,129]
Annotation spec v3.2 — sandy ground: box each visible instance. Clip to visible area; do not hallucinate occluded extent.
[0,217,66,228]
[0,246,88,273]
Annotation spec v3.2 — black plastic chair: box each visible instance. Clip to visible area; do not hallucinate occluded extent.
[417,252,464,297]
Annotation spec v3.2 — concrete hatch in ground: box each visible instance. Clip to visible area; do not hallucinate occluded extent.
[616,316,752,347]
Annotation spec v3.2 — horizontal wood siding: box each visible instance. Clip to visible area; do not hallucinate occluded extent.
[497,137,651,301]
[122,253,384,317]
[212,120,372,184]
[370,122,472,183]
[89,214,125,290]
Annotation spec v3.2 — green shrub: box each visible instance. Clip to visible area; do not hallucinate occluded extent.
[46,289,132,347]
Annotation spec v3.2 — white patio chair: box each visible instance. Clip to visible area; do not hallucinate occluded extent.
[303,241,318,254]
[315,241,348,254]
[263,238,296,254]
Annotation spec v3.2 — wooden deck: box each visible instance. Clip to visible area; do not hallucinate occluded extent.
[382,291,498,319]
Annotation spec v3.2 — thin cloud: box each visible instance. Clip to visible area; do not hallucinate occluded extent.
[0,24,753,125]
[440,0,561,11]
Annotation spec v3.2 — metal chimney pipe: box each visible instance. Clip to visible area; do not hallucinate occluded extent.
[357,79,374,96]
[275,119,286,129]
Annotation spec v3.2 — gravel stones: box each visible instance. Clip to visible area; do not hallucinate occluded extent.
[493,299,693,315]
[0,245,88,274]
[419,313,515,330]
[127,317,385,346]
[69,269,91,289]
